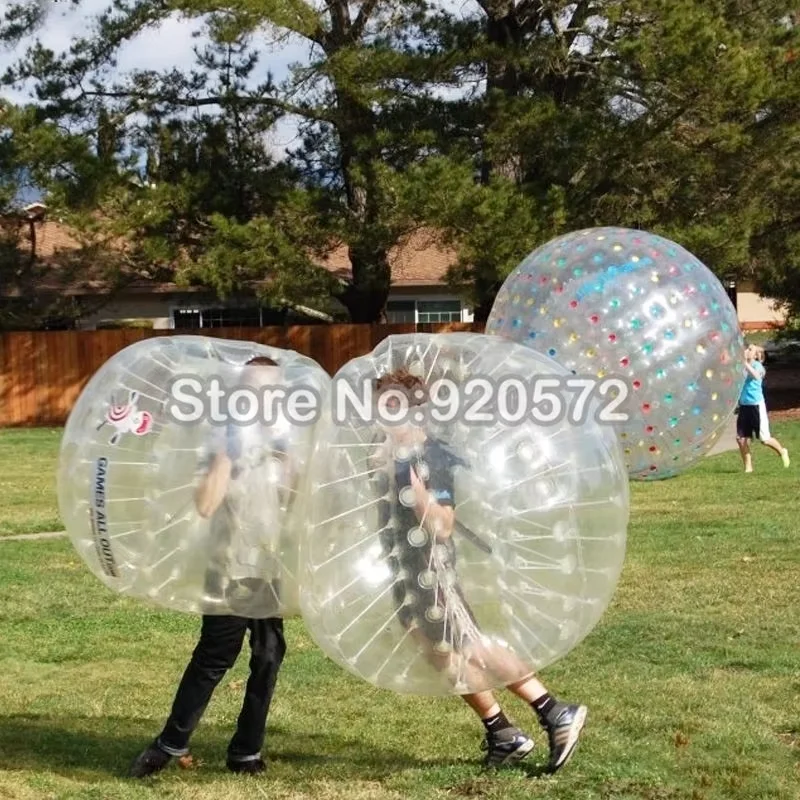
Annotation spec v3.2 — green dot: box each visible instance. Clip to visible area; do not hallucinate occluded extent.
[610,298,621,309]
[573,268,583,277]
[656,369,666,378]
[669,416,678,426]
[665,395,674,404]
[557,257,567,267]
[642,343,654,354]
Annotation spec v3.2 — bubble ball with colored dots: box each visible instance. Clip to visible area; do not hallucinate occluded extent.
[486,227,746,480]
[298,332,629,696]
[57,335,330,618]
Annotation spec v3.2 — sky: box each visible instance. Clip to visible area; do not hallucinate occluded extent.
[0,0,482,163]
[0,0,319,159]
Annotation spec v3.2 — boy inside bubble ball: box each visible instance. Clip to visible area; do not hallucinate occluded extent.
[371,368,587,773]
[130,356,295,779]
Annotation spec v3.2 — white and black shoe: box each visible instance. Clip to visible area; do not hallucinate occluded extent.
[481,726,535,767]
[543,703,587,773]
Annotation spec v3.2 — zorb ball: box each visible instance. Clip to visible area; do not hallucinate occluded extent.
[57,335,329,617]
[486,227,745,479]
[299,332,629,696]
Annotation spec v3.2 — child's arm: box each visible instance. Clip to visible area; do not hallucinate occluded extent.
[195,452,233,518]
[744,361,762,380]
[410,466,455,539]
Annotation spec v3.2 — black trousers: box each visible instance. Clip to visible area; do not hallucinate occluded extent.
[157,614,286,760]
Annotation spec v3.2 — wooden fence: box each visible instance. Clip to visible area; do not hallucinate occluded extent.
[0,322,485,427]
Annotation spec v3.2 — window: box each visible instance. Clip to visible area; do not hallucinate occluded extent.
[417,300,462,323]
[386,300,416,323]
[173,308,201,329]
[172,307,263,329]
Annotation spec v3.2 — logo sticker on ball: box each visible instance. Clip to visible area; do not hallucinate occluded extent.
[97,390,154,445]
[90,457,119,578]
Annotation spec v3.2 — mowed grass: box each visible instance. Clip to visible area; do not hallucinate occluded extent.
[0,426,798,799]
[0,428,62,535]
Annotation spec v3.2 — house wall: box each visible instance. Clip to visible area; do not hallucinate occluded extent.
[77,296,177,330]
[74,285,786,330]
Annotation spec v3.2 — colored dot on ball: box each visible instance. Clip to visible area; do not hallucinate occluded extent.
[650,464,658,471]
[651,273,660,283]
[700,307,709,317]
[613,244,623,251]
[610,298,620,308]
[700,283,708,292]
[631,256,640,263]
[633,380,642,389]
[711,301,720,311]
[597,369,606,378]
[620,432,628,439]
[573,268,583,277]
[526,298,534,306]
[664,329,676,340]
[664,393,673,403]
[712,392,718,401]
[692,406,701,415]
[695,428,703,436]
[669,265,678,275]
[688,382,698,392]
[706,369,714,378]
[553,319,561,328]
[557,257,567,266]
[539,307,547,315]
[590,314,600,323]
[676,356,686,366]
[548,348,557,356]
[511,318,522,328]
[593,254,604,264]
[643,343,654,354]
[586,348,596,357]
[620,357,630,367]
[569,333,578,343]
[670,418,679,427]
[649,446,658,453]
[608,333,617,343]
[646,425,654,434]
[624,448,631,454]
[697,344,706,354]
[721,322,729,332]
[554,285,564,294]
[570,300,579,308]
[684,319,693,328]
[709,333,720,343]
[597,235,606,240]
[642,403,651,412]
[528,332,537,339]
[630,318,642,329]
[712,414,719,422]
[540,275,548,284]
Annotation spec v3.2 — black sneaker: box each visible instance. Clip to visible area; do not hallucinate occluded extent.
[543,703,587,773]
[226,755,266,774]
[481,726,535,767]
[128,741,172,778]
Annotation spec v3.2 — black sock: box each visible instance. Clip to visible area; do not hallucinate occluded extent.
[482,709,511,733]
[531,693,557,723]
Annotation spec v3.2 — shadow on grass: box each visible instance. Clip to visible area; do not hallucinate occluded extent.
[0,713,485,782]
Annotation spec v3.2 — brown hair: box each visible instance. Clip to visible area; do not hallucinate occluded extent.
[375,368,428,406]
[245,356,278,367]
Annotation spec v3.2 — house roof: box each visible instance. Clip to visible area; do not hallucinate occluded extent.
[4,217,458,296]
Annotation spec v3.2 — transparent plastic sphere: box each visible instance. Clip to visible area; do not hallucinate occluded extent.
[299,332,629,696]
[57,335,329,617]
[486,227,745,479]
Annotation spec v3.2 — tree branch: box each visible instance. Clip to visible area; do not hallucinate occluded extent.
[78,88,333,123]
[352,0,380,41]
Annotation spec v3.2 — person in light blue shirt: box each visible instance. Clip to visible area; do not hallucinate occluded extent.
[736,345,789,473]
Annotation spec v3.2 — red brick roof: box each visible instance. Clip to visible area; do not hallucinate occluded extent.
[5,219,457,295]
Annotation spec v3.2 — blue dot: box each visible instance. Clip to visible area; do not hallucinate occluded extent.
[688,382,698,392]
[695,427,703,436]
[548,348,557,356]
[692,406,701,415]
[593,254,604,264]
[528,332,537,339]
[608,266,619,277]
[664,329,675,340]
[511,318,521,328]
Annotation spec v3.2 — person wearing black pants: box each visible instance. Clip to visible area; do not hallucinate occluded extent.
[129,356,292,778]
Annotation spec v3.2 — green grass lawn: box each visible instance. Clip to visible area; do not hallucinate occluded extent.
[0,426,798,799]
[0,428,63,536]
